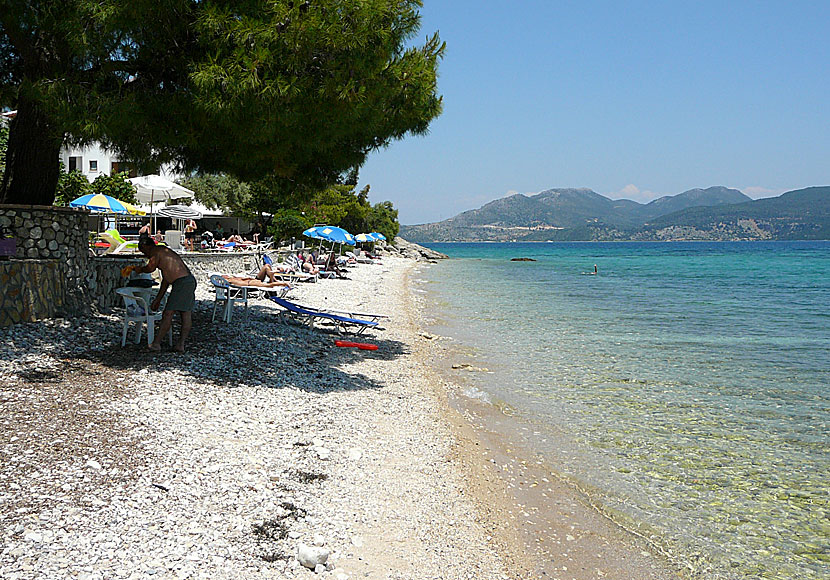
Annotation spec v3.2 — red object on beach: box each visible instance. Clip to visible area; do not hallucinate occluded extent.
[335,340,378,351]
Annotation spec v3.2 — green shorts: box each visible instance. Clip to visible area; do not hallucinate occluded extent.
[165,274,196,312]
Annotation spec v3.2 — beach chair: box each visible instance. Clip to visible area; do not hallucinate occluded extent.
[209,274,251,323]
[115,287,173,347]
[266,295,386,335]
[98,229,138,254]
[209,273,292,323]
[264,253,318,283]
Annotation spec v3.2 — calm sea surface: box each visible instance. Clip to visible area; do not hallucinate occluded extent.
[416,242,829,579]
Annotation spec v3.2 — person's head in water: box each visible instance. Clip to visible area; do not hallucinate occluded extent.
[594,264,598,273]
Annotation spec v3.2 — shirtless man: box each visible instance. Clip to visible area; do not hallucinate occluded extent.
[134,236,196,352]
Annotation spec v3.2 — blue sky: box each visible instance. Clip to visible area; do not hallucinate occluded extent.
[358,1,830,225]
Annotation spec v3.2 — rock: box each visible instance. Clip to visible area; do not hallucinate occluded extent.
[510,257,536,261]
[347,448,362,461]
[314,564,326,574]
[312,534,326,547]
[297,543,330,570]
[86,459,102,470]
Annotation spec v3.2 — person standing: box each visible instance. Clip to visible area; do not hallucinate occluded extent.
[134,236,196,352]
[184,219,197,251]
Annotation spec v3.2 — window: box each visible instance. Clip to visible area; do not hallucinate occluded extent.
[68,156,82,171]
[111,161,137,178]
[89,160,98,172]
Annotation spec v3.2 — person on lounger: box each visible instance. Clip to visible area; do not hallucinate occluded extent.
[222,274,290,288]
[298,252,319,275]
[223,264,290,288]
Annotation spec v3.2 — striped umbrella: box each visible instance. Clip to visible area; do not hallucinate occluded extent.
[123,202,146,216]
[69,193,131,214]
[354,233,374,243]
[369,232,386,241]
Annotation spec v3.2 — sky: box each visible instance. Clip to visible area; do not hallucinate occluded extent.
[357,1,830,225]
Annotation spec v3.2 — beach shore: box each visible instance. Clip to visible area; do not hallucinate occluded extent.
[1,255,681,579]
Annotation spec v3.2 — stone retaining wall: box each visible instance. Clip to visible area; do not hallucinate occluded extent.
[0,202,262,325]
[0,204,90,316]
[0,260,66,326]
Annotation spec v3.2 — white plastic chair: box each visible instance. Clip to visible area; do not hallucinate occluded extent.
[115,287,173,347]
[209,274,249,323]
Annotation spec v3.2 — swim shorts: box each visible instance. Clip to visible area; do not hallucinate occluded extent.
[165,274,197,312]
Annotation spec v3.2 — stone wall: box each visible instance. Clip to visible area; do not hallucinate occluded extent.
[0,204,90,315]
[0,201,261,326]
[181,252,257,282]
[0,260,66,326]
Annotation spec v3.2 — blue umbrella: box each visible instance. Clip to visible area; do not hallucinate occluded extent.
[369,232,386,241]
[69,193,130,214]
[354,233,374,243]
[315,226,355,245]
[302,226,326,240]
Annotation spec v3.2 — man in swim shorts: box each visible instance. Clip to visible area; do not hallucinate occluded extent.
[135,235,196,352]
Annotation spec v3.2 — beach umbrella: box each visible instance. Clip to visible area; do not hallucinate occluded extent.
[354,233,375,243]
[157,205,203,220]
[315,225,355,245]
[123,202,146,216]
[370,232,386,241]
[128,175,195,205]
[69,193,130,214]
[302,226,326,240]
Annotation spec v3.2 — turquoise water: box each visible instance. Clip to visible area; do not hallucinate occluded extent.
[418,242,829,579]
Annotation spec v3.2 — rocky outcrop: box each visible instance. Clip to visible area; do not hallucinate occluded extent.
[383,237,448,262]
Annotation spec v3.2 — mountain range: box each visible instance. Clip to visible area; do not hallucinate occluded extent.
[399,186,830,242]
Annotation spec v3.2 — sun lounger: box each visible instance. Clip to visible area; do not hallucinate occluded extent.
[98,229,139,254]
[209,273,292,323]
[263,254,318,283]
[266,295,386,334]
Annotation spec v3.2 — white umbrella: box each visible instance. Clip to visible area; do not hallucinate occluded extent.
[128,175,195,231]
[129,174,194,205]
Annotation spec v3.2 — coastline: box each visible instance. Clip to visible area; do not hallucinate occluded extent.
[1,254,681,579]
[406,262,686,580]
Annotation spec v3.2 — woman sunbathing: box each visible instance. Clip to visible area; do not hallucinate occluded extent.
[222,265,290,288]
[222,275,290,288]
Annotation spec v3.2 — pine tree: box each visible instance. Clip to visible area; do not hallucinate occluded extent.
[0,1,443,205]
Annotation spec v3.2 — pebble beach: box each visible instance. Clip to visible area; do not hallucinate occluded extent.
[1,251,680,580]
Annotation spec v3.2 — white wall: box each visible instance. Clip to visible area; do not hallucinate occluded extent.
[60,144,182,183]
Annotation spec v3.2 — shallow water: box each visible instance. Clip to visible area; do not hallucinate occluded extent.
[419,242,829,579]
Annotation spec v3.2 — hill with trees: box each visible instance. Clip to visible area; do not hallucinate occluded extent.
[400,186,829,242]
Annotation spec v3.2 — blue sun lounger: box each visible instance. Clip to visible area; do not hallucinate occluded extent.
[266,295,386,335]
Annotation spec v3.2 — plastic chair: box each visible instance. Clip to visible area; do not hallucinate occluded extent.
[209,274,249,323]
[115,287,172,347]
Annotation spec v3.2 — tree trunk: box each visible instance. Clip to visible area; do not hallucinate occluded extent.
[0,96,62,206]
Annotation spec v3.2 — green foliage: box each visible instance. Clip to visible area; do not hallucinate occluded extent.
[1,0,444,205]
[366,201,399,242]
[270,208,312,242]
[90,171,137,204]
[182,173,251,215]
[54,164,92,206]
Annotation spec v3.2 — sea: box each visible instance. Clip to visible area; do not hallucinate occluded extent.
[414,241,829,580]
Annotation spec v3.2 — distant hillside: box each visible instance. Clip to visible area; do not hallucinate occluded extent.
[637,186,751,220]
[399,185,795,242]
[639,187,830,240]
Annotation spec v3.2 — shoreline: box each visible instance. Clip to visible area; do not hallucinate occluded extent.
[1,254,681,579]
[406,262,686,580]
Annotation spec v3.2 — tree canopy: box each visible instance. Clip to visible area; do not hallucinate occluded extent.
[0,0,444,205]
